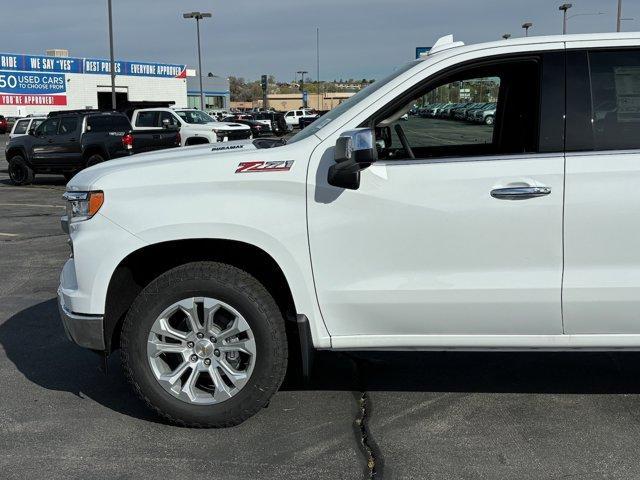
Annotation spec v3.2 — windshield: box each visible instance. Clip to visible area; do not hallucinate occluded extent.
[176,110,216,124]
[287,59,421,144]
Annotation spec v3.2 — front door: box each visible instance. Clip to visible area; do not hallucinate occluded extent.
[307,52,566,340]
[30,117,60,163]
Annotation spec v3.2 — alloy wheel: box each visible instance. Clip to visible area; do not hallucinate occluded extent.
[146,297,256,405]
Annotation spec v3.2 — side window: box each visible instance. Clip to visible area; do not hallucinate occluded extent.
[37,118,60,136]
[58,116,78,134]
[135,111,160,128]
[296,110,303,116]
[159,111,180,127]
[285,112,294,117]
[589,49,640,150]
[13,119,30,135]
[31,119,44,130]
[374,58,541,160]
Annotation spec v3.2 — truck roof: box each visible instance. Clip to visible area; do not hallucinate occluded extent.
[425,31,640,59]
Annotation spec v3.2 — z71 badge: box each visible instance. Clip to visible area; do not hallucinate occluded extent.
[235,161,294,173]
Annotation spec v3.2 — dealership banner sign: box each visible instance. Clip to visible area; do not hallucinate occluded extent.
[0,52,186,106]
[0,71,67,106]
[0,53,186,78]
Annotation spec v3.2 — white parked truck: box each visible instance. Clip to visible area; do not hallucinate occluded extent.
[59,32,640,427]
[130,108,251,146]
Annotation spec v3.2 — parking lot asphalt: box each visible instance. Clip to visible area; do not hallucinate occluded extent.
[2,132,640,480]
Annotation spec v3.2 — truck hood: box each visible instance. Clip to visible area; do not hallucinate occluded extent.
[67,139,259,191]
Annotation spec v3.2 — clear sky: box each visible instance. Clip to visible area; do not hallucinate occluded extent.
[2,0,639,82]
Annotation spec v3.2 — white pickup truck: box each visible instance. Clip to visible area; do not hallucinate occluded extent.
[59,32,640,427]
[130,108,251,146]
[284,108,317,128]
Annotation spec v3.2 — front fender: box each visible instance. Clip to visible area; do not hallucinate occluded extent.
[134,223,330,347]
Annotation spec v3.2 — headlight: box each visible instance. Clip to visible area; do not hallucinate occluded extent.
[63,191,104,223]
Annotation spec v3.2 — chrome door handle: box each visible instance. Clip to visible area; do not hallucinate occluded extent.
[490,186,551,200]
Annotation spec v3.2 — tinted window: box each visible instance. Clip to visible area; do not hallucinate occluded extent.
[135,111,160,128]
[58,116,78,134]
[13,119,30,135]
[87,115,131,132]
[589,49,640,150]
[38,118,60,136]
[374,58,541,160]
[31,119,44,130]
[159,111,180,127]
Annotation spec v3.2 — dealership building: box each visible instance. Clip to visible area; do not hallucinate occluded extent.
[0,50,230,117]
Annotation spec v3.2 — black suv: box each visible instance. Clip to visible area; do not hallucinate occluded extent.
[5,110,180,185]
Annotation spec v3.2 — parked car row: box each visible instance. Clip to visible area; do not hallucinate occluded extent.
[4,110,182,186]
[415,102,497,125]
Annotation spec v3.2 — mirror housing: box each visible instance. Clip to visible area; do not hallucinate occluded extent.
[28,128,36,136]
[328,128,376,190]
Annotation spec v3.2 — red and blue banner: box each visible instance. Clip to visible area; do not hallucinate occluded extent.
[0,71,67,106]
[0,53,186,78]
[0,52,186,106]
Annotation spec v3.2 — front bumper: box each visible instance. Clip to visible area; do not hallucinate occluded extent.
[58,288,105,351]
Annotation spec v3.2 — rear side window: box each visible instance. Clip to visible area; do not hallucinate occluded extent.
[135,111,160,128]
[589,49,640,150]
[13,119,30,135]
[87,115,131,132]
[59,116,78,134]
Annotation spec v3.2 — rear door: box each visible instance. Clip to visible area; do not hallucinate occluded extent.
[54,115,82,167]
[563,45,640,334]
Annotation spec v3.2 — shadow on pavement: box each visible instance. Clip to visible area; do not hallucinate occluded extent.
[0,177,67,187]
[2,298,640,424]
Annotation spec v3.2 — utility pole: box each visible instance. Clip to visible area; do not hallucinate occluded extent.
[617,0,623,32]
[183,12,212,111]
[522,22,533,37]
[316,28,320,110]
[107,0,117,110]
[559,3,573,34]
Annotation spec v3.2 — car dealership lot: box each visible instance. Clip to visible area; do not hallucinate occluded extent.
[2,136,640,479]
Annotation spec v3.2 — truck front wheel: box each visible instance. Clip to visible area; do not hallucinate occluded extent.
[8,156,34,186]
[120,261,288,427]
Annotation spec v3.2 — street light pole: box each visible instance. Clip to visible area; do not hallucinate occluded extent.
[559,3,573,34]
[617,0,623,32]
[107,0,117,110]
[183,11,212,111]
[297,70,308,108]
[522,22,533,36]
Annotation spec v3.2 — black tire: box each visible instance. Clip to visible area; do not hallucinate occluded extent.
[120,261,288,427]
[86,153,105,168]
[485,115,495,126]
[8,156,34,186]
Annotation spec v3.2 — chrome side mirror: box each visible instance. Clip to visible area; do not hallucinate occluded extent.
[328,128,377,190]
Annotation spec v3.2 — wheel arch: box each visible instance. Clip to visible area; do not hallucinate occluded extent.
[184,136,210,146]
[5,146,29,163]
[83,144,109,162]
[104,238,300,353]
